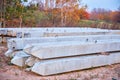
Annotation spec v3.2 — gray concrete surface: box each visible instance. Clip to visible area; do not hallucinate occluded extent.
[32,52,120,75]
[8,35,120,50]
[29,40,120,59]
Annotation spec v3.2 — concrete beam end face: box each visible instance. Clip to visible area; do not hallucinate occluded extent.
[11,51,31,67]
[11,56,28,67]
[4,49,14,57]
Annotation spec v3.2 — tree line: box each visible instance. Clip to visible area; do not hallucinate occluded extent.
[0,0,120,28]
[90,8,120,23]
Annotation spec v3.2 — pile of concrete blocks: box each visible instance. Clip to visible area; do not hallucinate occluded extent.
[0,28,102,43]
[4,28,120,76]
[1,28,120,43]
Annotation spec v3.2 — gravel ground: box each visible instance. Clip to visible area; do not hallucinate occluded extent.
[0,45,120,80]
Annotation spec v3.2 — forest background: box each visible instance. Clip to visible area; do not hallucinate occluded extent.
[0,0,120,29]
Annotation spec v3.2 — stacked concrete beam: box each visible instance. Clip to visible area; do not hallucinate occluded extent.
[11,43,120,75]
[1,28,120,43]
[5,35,120,57]
[0,28,120,38]
[7,35,120,50]
[30,29,119,36]
[3,28,120,76]
[32,52,120,75]
[0,27,120,33]
[24,39,120,59]
[0,28,112,43]
[0,28,108,33]
[16,29,120,38]
[10,39,120,67]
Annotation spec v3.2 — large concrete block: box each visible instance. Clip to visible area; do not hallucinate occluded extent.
[8,35,120,50]
[29,40,120,59]
[11,51,30,67]
[32,52,120,75]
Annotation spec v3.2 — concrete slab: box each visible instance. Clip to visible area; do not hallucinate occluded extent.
[29,40,120,59]
[32,52,120,75]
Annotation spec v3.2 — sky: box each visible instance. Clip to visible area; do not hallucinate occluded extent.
[81,0,120,11]
[26,0,120,12]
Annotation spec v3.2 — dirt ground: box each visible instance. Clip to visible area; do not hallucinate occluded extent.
[0,45,120,80]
